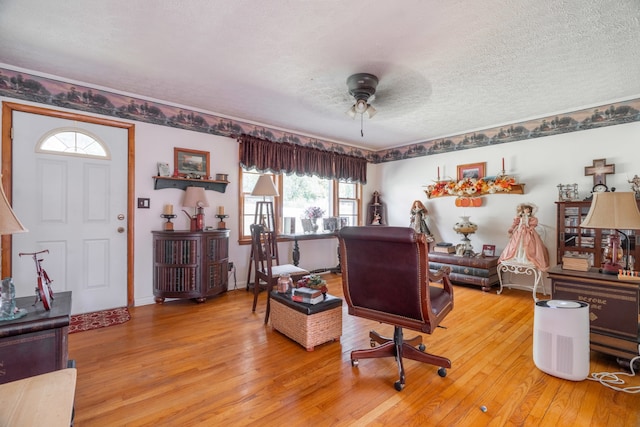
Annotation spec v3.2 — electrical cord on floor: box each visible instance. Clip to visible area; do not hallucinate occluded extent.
[229,265,237,290]
[588,355,640,393]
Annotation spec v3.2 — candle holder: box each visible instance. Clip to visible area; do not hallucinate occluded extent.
[215,214,229,230]
[161,214,177,231]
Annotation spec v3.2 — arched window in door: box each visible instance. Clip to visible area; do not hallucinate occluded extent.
[37,128,110,159]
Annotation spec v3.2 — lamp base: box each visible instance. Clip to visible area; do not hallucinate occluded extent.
[601,262,623,275]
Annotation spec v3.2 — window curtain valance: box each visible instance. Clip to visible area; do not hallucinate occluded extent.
[238,135,367,184]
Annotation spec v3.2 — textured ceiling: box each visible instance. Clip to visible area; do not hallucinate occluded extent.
[1,0,639,151]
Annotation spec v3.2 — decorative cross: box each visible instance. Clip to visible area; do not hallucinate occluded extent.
[584,158,615,187]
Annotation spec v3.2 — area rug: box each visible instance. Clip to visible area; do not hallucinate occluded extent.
[69,307,131,333]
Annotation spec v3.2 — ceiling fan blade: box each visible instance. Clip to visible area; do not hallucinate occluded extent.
[366,104,377,118]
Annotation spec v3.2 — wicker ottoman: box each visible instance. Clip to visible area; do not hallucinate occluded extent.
[270,292,342,351]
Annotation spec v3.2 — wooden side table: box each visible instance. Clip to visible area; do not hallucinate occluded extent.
[0,291,71,384]
[269,292,342,351]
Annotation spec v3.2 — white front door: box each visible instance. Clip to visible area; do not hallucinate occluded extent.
[11,111,129,314]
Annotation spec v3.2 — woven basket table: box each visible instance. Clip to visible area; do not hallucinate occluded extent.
[270,291,343,351]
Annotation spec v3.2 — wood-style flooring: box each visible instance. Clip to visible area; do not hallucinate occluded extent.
[69,275,639,426]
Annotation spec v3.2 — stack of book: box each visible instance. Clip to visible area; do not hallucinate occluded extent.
[291,287,324,304]
[433,242,455,254]
[562,254,590,271]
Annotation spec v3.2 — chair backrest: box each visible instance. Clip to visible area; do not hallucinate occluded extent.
[250,223,277,279]
[338,226,453,334]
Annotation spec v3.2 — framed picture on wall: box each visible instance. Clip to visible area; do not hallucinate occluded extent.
[174,147,210,177]
[457,162,486,180]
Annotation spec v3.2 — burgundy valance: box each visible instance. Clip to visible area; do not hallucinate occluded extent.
[238,135,367,184]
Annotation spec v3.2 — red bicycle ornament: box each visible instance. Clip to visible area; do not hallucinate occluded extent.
[19,249,54,310]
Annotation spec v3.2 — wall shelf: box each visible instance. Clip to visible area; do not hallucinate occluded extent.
[153,176,229,193]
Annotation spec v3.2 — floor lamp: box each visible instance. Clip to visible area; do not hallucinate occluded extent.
[251,175,278,232]
[0,178,28,320]
[580,192,640,274]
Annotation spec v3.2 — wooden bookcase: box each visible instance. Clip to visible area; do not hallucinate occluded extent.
[556,201,640,269]
[152,230,230,303]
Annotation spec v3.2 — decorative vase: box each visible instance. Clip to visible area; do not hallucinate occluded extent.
[312,218,319,233]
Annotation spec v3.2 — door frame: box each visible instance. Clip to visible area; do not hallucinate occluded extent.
[1,101,136,307]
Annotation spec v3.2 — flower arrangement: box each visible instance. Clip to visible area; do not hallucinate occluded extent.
[425,175,517,199]
[296,274,328,294]
[303,206,325,219]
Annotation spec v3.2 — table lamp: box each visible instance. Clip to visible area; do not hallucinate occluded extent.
[251,175,278,231]
[0,179,28,320]
[182,186,209,231]
[580,192,640,274]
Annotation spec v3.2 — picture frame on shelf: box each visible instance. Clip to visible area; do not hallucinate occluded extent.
[482,244,496,257]
[323,217,338,232]
[457,162,486,180]
[174,147,210,178]
[157,162,171,177]
[557,183,579,201]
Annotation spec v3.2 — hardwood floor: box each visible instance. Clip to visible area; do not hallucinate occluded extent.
[69,275,639,426]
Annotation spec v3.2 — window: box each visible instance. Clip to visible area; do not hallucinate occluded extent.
[239,167,362,242]
[37,128,109,158]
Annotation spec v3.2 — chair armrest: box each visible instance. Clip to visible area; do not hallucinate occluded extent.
[429,266,454,295]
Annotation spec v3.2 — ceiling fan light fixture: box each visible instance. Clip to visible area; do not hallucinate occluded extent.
[366,104,377,118]
[354,99,368,114]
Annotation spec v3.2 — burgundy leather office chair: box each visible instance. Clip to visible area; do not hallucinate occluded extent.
[338,226,454,391]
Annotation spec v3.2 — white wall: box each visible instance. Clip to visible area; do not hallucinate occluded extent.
[375,121,640,270]
[1,96,339,307]
[3,95,639,304]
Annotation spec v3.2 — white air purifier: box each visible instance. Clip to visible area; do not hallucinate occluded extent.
[533,300,590,381]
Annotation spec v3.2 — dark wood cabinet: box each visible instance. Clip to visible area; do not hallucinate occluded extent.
[547,266,639,365]
[152,230,230,303]
[0,291,71,384]
[556,200,640,269]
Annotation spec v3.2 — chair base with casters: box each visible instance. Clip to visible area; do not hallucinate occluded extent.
[351,328,450,391]
[338,226,454,391]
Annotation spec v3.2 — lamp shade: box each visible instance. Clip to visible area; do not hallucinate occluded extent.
[183,186,209,208]
[580,192,640,229]
[0,182,27,235]
[251,175,279,197]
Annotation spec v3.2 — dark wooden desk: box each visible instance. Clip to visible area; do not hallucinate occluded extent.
[0,291,71,384]
[280,232,340,273]
[547,265,639,366]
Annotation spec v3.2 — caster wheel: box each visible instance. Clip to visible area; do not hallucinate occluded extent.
[418,343,426,352]
[394,380,405,391]
[370,340,376,347]
[438,367,447,377]
[351,359,359,367]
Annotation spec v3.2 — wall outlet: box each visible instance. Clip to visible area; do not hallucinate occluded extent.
[228,261,234,271]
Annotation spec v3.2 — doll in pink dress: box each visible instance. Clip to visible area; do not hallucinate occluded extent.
[499,203,550,271]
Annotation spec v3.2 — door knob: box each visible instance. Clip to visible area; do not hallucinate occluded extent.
[117,227,125,233]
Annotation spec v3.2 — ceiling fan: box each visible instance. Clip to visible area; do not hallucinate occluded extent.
[346,73,378,119]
